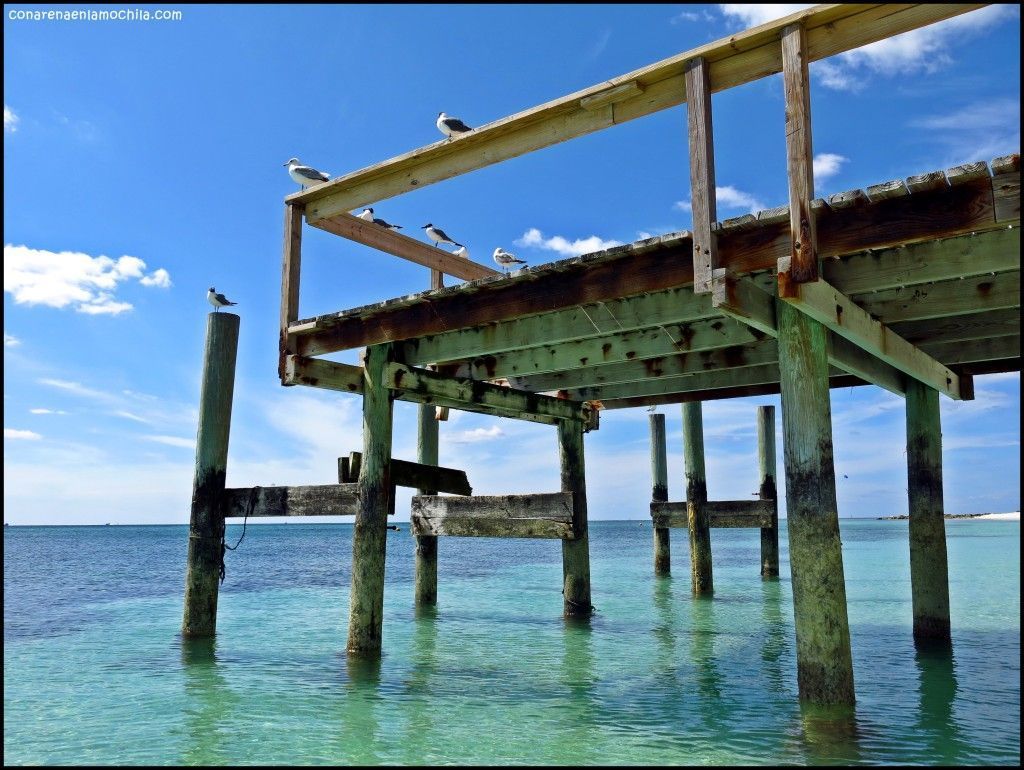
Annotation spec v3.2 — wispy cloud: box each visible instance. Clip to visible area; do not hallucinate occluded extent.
[585,29,612,61]
[4,244,172,315]
[909,98,1020,166]
[4,332,20,347]
[144,435,195,449]
[5,428,42,440]
[813,152,848,187]
[29,408,68,415]
[677,185,765,214]
[39,378,109,400]
[515,228,622,258]
[449,426,505,444]
[114,410,152,424]
[3,104,18,133]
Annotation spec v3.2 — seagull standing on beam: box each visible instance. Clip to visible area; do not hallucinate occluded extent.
[492,247,526,274]
[356,207,403,230]
[207,287,237,312]
[436,112,472,140]
[284,157,330,189]
[421,223,465,249]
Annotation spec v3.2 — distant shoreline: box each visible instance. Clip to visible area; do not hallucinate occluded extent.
[878,512,1021,521]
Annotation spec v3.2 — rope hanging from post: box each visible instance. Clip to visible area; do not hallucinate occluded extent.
[220,486,258,583]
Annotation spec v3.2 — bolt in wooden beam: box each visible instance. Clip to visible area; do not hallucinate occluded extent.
[182,311,240,638]
[683,401,712,595]
[685,56,718,293]
[906,380,951,645]
[559,418,592,616]
[650,413,670,575]
[758,405,779,578]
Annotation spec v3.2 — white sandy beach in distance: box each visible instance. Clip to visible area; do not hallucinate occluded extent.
[974,512,1021,521]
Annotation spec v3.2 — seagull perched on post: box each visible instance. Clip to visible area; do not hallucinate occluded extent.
[421,223,464,249]
[356,207,402,230]
[453,245,470,260]
[207,287,237,312]
[492,247,526,274]
[436,112,472,140]
[283,158,329,189]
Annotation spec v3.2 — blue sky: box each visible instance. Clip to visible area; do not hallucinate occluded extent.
[3,4,1020,524]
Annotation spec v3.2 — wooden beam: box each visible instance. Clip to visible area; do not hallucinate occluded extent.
[686,56,718,293]
[650,500,774,528]
[287,4,982,220]
[411,493,575,539]
[922,335,1020,365]
[223,484,360,517]
[778,264,965,399]
[341,452,471,495]
[893,308,1021,347]
[313,212,499,281]
[279,203,303,382]
[779,22,818,291]
[292,174,1003,356]
[991,153,1020,223]
[856,270,1020,324]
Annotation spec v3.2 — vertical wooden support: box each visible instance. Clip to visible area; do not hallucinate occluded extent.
[347,344,394,656]
[906,380,951,644]
[776,300,855,705]
[779,23,818,295]
[182,312,240,638]
[683,402,712,595]
[415,402,439,606]
[559,418,593,616]
[279,202,303,382]
[650,413,671,575]
[758,405,780,578]
[685,56,718,293]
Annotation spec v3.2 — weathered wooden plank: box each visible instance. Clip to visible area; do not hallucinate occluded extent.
[279,203,303,382]
[779,266,964,399]
[287,4,981,220]
[991,154,1021,223]
[649,500,773,528]
[293,175,1002,356]
[866,179,910,201]
[892,308,1021,346]
[650,413,670,575]
[223,484,360,517]
[780,22,818,289]
[564,362,783,401]
[342,451,471,495]
[758,405,780,577]
[905,171,949,195]
[686,55,718,293]
[183,312,239,638]
[946,161,990,186]
[857,271,1020,324]
[579,80,643,111]
[313,212,499,281]
[284,354,364,393]
[828,188,868,210]
[922,335,1020,364]
[411,493,574,539]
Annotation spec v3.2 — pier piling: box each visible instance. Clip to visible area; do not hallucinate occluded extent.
[415,401,440,606]
[758,405,780,578]
[650,413,671,575]
[182,311,240,638]
[683,402,712,595]
[559,418,593,616]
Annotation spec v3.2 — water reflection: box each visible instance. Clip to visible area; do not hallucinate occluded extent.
[560,615,598,764]
[337,653,383,764]
[179,636,235,765]
[690,597,722,703]
[759,578,787,696]
[402,606,439,760]
[797,701,862,764]
[915,643,964,764]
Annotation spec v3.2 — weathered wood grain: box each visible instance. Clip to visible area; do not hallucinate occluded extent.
[758,405,780,577]
[686,55,718,293]
[411,493,574,539]
[279,203,303,382]
[341,451,471,495]
[223,484,360,517]
[559,418,592,615]
[650,413,670,575]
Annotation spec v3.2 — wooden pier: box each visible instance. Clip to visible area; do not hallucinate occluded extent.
[183,3,1019,708]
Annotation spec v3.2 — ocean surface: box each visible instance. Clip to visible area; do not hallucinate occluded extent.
[3,519,1020,765]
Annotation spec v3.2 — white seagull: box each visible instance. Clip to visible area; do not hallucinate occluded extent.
[357,207,402,230]
[436,112,472,140]
[284,158,330,189]
[453,245,470,260]
[492,247,526,273]
[207,287,237,312]
[421,223,464,248]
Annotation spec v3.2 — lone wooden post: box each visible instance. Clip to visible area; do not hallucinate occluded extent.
[776,300,855,705]
[559,418,592,616]
[758,405,780,578]
[415,401,439,606]
[182,311,240,638]
[347,344,394,656]
[650,413,670,575]
[683,402,712,595]
[906,380,951,644]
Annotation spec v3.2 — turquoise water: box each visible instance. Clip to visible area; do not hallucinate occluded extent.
[3,520,1020,765]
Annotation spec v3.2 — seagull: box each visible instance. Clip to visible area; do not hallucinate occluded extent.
[421,223,464,248]
[492,247,526,273]
[356,208,403,230]
[283,158,329,189]
[453,245,470,260]
[436,112,472,140]
[207,287,237,312]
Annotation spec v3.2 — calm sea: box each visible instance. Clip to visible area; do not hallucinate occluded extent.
[3,520,1020,765]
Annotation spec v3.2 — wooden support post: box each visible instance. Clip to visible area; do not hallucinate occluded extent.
[279,203,303,382]
[650,413,670,575]
[776,300,855,705]
[779,23,818,294]
[685,55,718,293]
[182,312,240,638]
[559,419,592,616]
[906,380,951,644]
[758,405,780,578]
[347,344,394,656]
[683,402,712,595]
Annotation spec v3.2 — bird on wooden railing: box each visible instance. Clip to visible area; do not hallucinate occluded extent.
[356,207,403,230]
[436,111,472,140]
[284,158,330,189]
[492,247,526,274]
[207,287,237,312]
[453,245,470,260]
[422,223,465,249]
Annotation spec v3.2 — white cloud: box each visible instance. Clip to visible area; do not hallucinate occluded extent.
[448,426,505,444]
[5,428,41,440]
[144,435,195,449]
[4,244,172,315]
[670,11,701,24]
[675,185,766,214]
[718,4,812,28]
[4,104,18,133]
[514,228,622,258]
[813,153,848,186]
[673,200,692,213]
[4,332,20,347]
[29,408,67,415]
